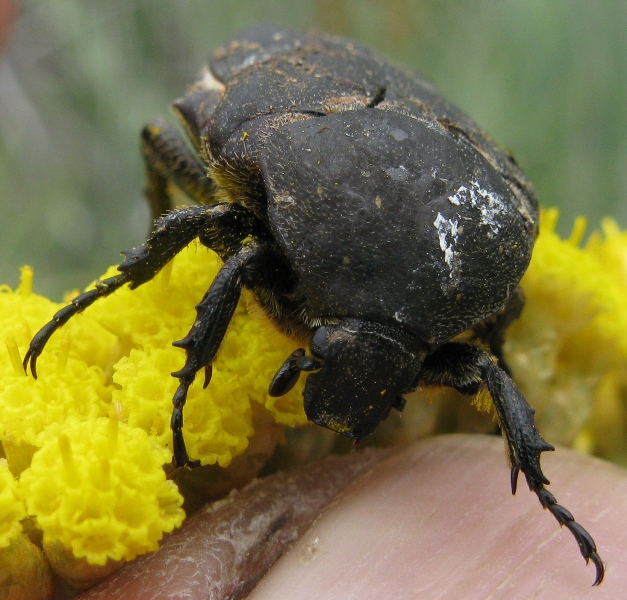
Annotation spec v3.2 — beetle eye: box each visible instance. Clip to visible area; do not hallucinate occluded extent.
[311,326,329,357]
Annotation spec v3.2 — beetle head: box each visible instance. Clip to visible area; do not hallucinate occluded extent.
[303,319,424,438]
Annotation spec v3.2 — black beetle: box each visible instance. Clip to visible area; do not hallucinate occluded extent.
[24,24,603,584]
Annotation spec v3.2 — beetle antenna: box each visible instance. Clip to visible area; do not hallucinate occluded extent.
[268,349,321,397]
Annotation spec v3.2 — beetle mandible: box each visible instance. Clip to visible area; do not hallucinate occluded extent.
[23,24,604,584]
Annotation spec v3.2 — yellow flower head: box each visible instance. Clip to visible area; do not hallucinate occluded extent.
[18,416,184,565]
[0,268,113,472]
[1,242,307,573]
[507,209,627,459]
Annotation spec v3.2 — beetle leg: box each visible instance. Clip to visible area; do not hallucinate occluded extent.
[141,118,220,218]
[24,204,260,378]
[170,240,265,468]
[23,205,214,377]
[485,364,604,585]
[23,273,130,378]
[416,342,604,585]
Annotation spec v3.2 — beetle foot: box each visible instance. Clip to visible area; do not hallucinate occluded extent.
[170,376,201,468]
[23,273,130,378]
[524,472,605,586]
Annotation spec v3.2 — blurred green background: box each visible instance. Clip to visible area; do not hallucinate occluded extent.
[1,0,626,298]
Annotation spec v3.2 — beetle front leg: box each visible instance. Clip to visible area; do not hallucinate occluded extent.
[23,205,214,377]
[416,342,604,585]
[169,241,265,468]
[485,365,604,585]
[23,274,130,378]
[142,118,220,218]
[24,204,259,378]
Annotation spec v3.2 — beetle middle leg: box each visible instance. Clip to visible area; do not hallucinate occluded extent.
[141,118,220,218]
[415,342,604,585]
[169,237,307,467]
[169,239,266,467]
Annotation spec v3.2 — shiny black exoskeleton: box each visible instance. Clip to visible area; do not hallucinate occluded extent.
[24,25,603,584]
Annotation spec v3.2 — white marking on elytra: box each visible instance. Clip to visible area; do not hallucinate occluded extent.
[275,192,296,208]
[393,309,409,324]
[447,180,506,237]
[433,212,461,290]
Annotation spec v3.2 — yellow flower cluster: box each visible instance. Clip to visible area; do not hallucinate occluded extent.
[507,209,627,463]
[0,243,306,589]
[0,458,52,599]
[19,417,182,564]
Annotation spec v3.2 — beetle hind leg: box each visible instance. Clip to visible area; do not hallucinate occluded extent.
[416,342,604,585]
